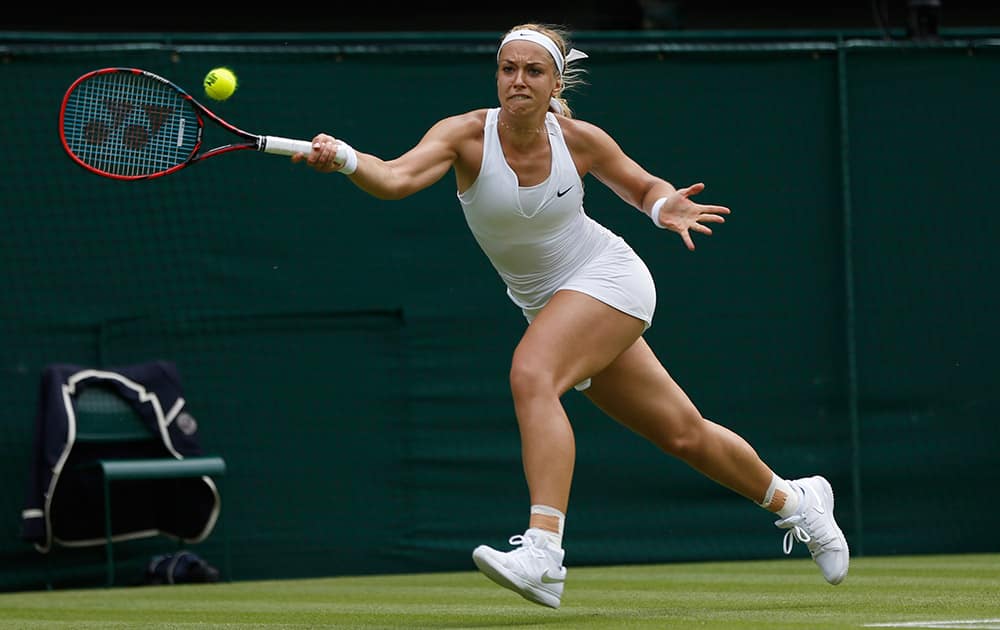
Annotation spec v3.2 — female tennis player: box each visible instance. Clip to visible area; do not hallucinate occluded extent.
[293,22,849,609]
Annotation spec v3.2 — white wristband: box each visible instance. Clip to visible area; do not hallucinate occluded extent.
[650,196,668,229]
[334,141,358,175]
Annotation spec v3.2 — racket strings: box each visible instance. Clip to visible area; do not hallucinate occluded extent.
[63,71,201,177]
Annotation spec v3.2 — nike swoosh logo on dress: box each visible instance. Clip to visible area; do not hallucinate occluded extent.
[556,186,573,197]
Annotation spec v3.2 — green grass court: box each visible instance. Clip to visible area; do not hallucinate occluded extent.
[0,553,996,629]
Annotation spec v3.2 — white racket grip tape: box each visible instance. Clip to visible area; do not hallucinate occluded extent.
[261,136,314,156]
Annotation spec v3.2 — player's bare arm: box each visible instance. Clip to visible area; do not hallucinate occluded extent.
[300,112,484,200]
[560,118,675,214]
[563,117,729,249]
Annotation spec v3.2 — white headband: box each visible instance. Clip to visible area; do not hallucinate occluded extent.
[497,29,588,75]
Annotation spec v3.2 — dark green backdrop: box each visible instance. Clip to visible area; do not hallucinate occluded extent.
[1,31,997,591]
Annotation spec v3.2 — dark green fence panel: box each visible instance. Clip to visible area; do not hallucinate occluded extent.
[845,43,1000,555]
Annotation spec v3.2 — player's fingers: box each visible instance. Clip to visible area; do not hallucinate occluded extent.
[681,230,696,251]
[309,139,339,167]
[692,224,713,236]
[680,182,706,197]
[311,136,332,148]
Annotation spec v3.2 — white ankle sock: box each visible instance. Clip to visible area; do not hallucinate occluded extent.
[529,504,565,548]
[759,475,801,518]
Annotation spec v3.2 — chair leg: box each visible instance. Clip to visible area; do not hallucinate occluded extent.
[220,477,232,582]
[102,475,114,587]
[45,549,53,590]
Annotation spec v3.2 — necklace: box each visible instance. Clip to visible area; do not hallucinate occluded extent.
[499,117,544,135]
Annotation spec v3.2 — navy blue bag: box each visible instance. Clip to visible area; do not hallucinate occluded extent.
[145,551,220,585]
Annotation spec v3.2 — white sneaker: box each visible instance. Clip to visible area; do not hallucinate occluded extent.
[472,528,567,608]
[775,476,850,585]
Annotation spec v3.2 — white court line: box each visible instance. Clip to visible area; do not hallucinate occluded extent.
[865,620,1000,629]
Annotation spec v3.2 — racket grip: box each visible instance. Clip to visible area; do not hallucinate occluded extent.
[260,136,314,156]
[261,136,349,167]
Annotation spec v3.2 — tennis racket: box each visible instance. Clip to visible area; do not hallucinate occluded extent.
[59,67,341,181]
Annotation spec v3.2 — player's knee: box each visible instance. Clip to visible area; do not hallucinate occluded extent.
[509,357,557,400]
[658,411,709,458]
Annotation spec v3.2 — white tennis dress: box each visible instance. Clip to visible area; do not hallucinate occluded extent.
[458,108,656,332]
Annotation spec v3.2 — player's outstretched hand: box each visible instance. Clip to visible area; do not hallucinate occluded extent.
[657,183,731,251]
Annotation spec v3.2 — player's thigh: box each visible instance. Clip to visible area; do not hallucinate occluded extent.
[584,337,703,444]
[514,290,645,393]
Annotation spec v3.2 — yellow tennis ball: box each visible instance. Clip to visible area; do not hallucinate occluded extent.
[203,67,237,101]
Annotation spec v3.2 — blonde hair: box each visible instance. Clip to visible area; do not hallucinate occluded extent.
[501,23,588,119]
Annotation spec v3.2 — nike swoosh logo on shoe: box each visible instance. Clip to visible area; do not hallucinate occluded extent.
[556,186,573,197]
[806,486,826,513]
[540,570,565,584]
